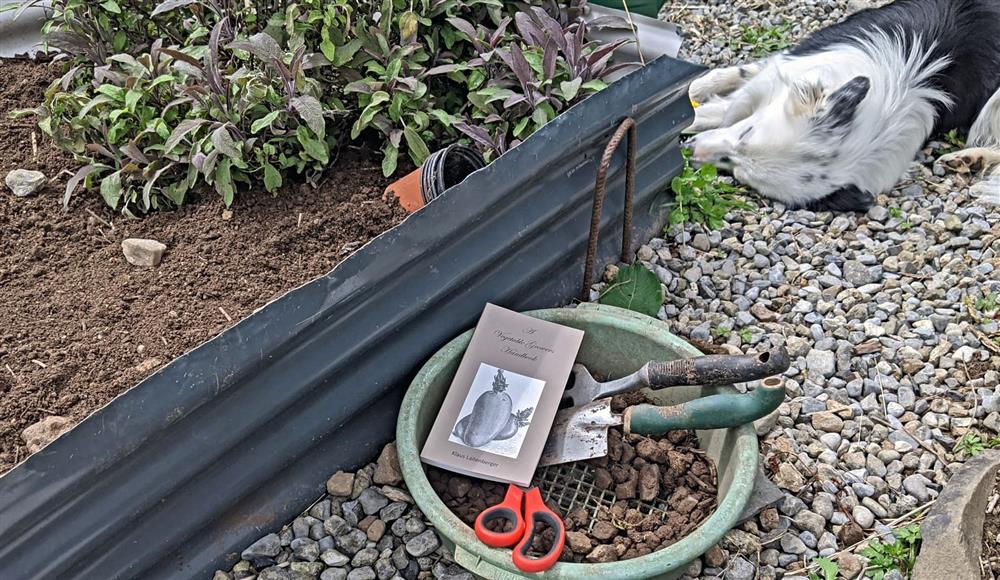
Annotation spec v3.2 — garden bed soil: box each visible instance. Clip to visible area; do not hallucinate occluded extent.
[0,58,408,474]
[427,393,719,564]
[982,471,1000,578]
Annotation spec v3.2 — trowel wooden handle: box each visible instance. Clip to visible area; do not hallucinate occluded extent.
[624,376,786,435]
[644,347,789,390]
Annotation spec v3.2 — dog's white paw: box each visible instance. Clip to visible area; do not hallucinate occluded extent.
[684,100,730,135]
[936,147,1000,174]
[689,67,747,104]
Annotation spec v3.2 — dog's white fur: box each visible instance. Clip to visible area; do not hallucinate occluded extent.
[685,3,1000,210]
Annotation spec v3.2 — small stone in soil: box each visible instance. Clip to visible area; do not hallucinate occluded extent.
[121,238,168,267]
[20,415,72,453]
[5,169,46,197]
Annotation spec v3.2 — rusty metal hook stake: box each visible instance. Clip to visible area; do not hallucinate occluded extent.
[579,117,637,302]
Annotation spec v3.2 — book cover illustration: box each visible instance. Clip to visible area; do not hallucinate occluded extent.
[449,365,542,459]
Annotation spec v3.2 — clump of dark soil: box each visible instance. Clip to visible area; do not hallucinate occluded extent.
[0,58,408,473]
[982,471,1000,578]
[427,394,718,564]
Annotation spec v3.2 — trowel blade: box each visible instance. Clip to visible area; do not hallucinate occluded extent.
[538,398,623,467]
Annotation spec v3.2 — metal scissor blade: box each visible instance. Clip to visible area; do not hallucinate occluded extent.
[538,398,623,467]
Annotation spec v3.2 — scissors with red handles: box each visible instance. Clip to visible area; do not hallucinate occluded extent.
[473,484,566,573]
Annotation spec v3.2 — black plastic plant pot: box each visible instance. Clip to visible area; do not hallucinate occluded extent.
[0,54,704,580]
[384,145,486,213]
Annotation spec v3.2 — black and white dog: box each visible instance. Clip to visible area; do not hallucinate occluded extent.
[685,0,1000,211]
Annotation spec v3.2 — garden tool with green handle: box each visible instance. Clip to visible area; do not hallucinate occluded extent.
[540,348,789,466]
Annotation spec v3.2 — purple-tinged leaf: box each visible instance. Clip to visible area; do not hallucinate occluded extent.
[290,95,325,139]
[502,94,527,109]
[85,143,116,160]
[586,38,628,68]
[121,141,149,164]
[64,164,104,208]
[484,113,503,124]
[211,124,241,161]
[150,0,198,18]
[206,18,227,98]
[446,17,479,44]
[514,12,544,47]
[531,7,568,51]
[424,64,462,75]
[454,122,497,151]
[142,162,175,207]
[164,119,208,153]
[227,32,283,64]
[159,47,203,69]
[542,40,557,81]
[489,17,512,47]
[508,43,533,90]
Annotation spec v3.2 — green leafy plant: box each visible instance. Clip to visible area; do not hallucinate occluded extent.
[453,6,632,160]
[666,149,752,230]
[20,0,631,211]
[861,524,922,580]
[808,557,839,580]
[730,22,792,58]
[598,263,663,317]
[713,326,731,339]
[737,328,752,343]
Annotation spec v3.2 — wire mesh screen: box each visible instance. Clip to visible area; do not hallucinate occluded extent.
[533,462,682,533]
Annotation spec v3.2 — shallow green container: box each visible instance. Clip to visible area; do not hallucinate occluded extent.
[396,304,759,580]
[589,0,664,18]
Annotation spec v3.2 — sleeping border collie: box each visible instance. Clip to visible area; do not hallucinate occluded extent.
[684,0,1000,212]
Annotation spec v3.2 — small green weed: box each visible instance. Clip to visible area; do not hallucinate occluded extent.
[738,328,753,343]
[976,292,998,314]
[807,557,839,580]
[860,524,922,580]
[713,327,731,339]
[954,432,1000,458]
[955,432,986,458]
[887,207,912,230]
[942,128,966,150]
[667,150,752,230]
[730,23,793,58]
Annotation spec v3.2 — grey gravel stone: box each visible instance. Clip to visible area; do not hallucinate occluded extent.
[359,488,390,515]
[4,169,46,197]
[242,534,282,560]
[405,530,440,558]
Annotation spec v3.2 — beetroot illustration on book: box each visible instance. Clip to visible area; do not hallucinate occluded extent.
[420,303,584,486]
[450,365,540,458]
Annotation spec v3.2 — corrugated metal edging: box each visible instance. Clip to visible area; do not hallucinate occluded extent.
[0,55,704,580]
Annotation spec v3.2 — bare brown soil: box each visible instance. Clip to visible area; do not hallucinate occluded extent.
[0,58,408,473]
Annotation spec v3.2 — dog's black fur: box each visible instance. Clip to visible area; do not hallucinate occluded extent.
[793,0,1000,133]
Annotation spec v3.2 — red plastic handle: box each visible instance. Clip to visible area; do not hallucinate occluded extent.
[511,487,565,573]
[474,485,525,548]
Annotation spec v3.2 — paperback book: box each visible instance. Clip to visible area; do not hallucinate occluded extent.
[419,304,584,486]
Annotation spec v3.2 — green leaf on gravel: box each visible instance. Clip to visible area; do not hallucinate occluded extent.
[599,264,663,317]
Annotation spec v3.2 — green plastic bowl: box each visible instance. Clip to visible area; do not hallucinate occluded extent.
[396,304,759,579]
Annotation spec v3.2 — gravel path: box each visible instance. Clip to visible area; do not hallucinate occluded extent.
[589,1,999,578]
[223,3,998,580]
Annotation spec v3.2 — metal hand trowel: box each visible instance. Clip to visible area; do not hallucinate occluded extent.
[540,348,791,466]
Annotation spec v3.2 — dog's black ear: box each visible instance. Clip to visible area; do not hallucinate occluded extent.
[816,76,870,130]
[801,184,874,212]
